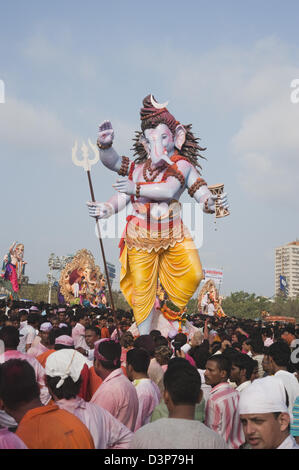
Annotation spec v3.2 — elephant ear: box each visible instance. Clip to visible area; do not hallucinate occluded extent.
[174,124,186,150]
[139,134,150,155]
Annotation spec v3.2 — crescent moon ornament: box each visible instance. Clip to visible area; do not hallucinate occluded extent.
[150,94,169,109]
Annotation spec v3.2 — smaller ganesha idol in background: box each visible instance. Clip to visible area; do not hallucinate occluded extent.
[59,248,104,306]
[0,241,27,298]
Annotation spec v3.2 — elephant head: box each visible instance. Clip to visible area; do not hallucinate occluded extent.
[133,94,206,170]
[138,95,186,166]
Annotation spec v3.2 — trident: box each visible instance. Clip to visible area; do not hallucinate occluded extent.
[72,139,120,340]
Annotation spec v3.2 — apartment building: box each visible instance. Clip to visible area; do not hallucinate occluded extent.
[275,241,299,298]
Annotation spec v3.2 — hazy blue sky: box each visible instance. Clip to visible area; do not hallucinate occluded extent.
[0,0,299,298]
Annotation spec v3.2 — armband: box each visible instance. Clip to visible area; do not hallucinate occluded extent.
[118,156,130,176]
[188,178,207,198]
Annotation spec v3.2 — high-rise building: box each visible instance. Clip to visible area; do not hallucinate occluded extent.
[275,241,299,298]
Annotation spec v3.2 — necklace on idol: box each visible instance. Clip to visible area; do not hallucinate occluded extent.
[143,158,166,182]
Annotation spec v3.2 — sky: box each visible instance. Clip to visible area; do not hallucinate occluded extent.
[0,0,299,299]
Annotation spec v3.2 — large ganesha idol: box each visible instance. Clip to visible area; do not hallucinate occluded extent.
[87,95,229,336]
[59,249,105,306]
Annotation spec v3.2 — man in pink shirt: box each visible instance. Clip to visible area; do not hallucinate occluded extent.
[45,349,133,449]
[0,326,50,405]
[90,339,139,431]
[27,322,53,358]
[126,348,161,431]
[204,354,244,449]
[72,312,90,350]
[0,427,28,449]
[134,335,165,395]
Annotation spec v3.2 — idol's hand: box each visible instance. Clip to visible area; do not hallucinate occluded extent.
[97,120,114,149]
[205,192,229,213]
[112,177,136,196]
[86,201,113,219]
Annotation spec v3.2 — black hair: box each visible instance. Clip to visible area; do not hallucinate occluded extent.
[0,326,20,349]
[75,311,89,322]
[18,309,28,317]
[54,344,73,351]
[46,375,82,400]
[164,358,201,405]
[268,341,291,368]
[237,334,248,345]
[85,326,101,337]
[7,313,20,323]
[281,326,295,336]
[207,354,231,378]
[262,327,273,338]
[55,326,72,337]
[248,337,264,355]
[49,328,59,346]
[0,359,40,409]
[27,313,40,325]
[189,345,210,370]
[134,335,155,358]
[230,352,257,380]
[149,330,161,339]
[126,348,150,374]
[97,340,121,370]
[211,342,221,355]
[232,342,242,351]
[154,336,168,348]
[173,333,187,347]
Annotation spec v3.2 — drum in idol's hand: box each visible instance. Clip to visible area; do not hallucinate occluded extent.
[208,184,230,218]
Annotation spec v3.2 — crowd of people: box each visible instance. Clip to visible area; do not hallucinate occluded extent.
[0,298,298,450]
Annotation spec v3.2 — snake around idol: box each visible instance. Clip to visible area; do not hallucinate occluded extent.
[87,95,229,335]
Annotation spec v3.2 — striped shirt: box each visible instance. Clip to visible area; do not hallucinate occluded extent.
[291,396,299,437]
[205,382,244,449]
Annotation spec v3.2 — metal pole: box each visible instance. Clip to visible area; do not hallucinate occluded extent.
[48,269,52,304]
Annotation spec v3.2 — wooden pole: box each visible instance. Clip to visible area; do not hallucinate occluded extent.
[86,170,120,341]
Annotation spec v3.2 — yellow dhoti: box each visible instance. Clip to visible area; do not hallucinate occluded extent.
[120,236,203,326]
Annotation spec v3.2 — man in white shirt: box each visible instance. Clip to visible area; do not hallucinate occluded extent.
[126,348,161,431]
[83,326,101,364]
[18,313,39,353]
[239,376,299,449]
[229,352,257,393]
[267,341,299,420]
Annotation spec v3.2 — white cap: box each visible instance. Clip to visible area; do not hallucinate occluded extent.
[40,322,53,332]
[45,349,85,389]
[239,376,289,415]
